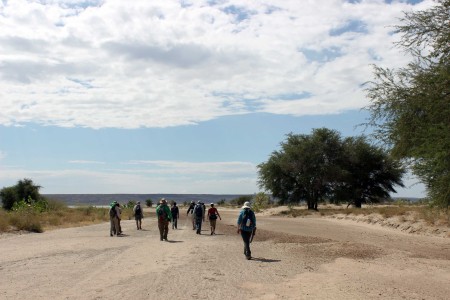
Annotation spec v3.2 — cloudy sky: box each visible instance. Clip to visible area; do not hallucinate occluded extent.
[0,0,429,197]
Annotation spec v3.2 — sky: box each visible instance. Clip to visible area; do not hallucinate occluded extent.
[0,0,430,197]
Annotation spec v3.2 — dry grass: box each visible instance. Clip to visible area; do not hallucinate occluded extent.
[0,205,114,233]
[279,205,449,227]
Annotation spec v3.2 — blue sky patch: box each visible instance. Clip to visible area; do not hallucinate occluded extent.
[222,5,254,22]
[330,19,368,36]
[271,92,312,101]
[300,47,343,63]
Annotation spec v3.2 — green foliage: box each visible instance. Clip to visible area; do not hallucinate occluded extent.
[0,186,18,210]
[258,129,404,210]
[145,199,153,207]
[217,199,226,206]
[252,192,271,212]
[365,0,450,208]
[12,196,49,213]
[258,128,346,210]
[334,136,405,208]
[229,195,252,206]
[125,200,136,208]
[1,178,43,210]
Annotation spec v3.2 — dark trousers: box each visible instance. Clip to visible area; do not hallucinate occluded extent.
[172,217,178,229]
[195,217,203,234]
[158,220,169,240]
[241,230,252,257]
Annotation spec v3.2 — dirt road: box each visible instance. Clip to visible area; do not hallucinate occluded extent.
[1,208,449,299]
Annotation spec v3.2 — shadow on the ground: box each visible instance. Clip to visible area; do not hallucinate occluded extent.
[250,257,281,263]
[166,240,184,243]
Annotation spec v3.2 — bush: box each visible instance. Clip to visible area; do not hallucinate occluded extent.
[217,199,226,206]
[145,199,153,207]
[125,200,136,208]
[0,210,9,232]
[9,210,43,233]
[46,198,67,211]
[230,195,252,206]
[252,193,271,212]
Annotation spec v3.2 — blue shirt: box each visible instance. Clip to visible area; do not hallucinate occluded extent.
[237,208,256,232]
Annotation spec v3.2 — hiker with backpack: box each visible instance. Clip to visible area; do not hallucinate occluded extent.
[207,203,221,235]
[186,201,196,230]
[156,198,172,241]
[133,201,144,230]
[237,201,256,260]
[193,201,205,234]
[171,202,179,229]
[109,201,121,237]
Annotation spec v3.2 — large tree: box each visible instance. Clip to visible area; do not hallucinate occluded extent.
[258,129,404,209]
[0,178,42,210]
[334,136,405,208]
[365,0,449,208]
[258,128,345,210]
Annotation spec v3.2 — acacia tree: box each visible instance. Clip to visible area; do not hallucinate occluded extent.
[365,0,449,208]
[258,128,344,210]
[334,136,405,208]
[0,178,42,210]
[258,129,405,209]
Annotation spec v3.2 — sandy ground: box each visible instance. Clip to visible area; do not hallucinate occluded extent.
[0,208,449,300]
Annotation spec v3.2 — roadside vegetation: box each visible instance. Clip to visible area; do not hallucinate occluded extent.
[0,179,139,234]
[278,203,448,228]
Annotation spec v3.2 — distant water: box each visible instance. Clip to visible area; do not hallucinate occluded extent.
[43,194,248,206]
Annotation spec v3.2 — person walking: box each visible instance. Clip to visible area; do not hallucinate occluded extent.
[186,201,196,230]
[156,198,172,241]
[193,201,205,235]
[133,201,144,230]
[116,203,122,235]
[237,201,256,260]
[207,203,221,235]
[171,202,180,229]
[109,201,122,236]
[109,201,120,237]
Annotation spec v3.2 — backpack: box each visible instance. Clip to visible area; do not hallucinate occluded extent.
[157,205,167,221]
[188,203,195,214]
[194,204,203,218]
[242,209,254,227]
[109,206,116,218]
[134,205,142,216]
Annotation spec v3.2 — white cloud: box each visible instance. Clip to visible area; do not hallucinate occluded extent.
[0,163,259,194]
[124,160,257,175]
[0,0,436,128]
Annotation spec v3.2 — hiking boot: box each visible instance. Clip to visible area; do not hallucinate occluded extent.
[246,256,252,260]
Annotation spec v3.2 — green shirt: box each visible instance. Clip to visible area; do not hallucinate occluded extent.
[156,204,172,221]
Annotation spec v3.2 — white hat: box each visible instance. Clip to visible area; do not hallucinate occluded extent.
[242,201,251,209]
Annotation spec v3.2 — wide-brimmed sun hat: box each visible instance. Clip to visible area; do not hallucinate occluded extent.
[159,198,167,204]
[242,201,251,209]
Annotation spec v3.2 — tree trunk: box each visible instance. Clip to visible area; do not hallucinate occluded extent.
[354,199,362,208]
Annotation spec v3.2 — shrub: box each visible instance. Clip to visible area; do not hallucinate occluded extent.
[229,195,252,206]
[9,210,43,233]
[252,192,271,212]
[145,199,153,207]
[46,198,67,211]
[217,199,226,206]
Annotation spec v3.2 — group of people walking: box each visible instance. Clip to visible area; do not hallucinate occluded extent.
[185,200,222,235]
[109,198,257,260]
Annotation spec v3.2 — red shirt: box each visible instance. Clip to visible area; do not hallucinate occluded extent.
[208,207,218,217]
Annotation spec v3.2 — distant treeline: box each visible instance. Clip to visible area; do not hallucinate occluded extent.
[43,194,249,206]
